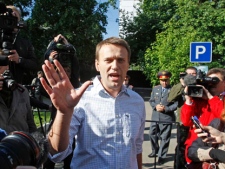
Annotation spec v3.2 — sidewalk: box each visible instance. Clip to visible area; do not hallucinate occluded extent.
[142,101,177,169]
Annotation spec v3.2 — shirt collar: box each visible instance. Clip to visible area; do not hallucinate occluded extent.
[92,76,130,97]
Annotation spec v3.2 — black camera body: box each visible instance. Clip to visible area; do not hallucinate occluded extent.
[179,72,187,79]
[52,43,75,66]
[0,2,25,66]
[2,70,18,91]
[186,70,220,97]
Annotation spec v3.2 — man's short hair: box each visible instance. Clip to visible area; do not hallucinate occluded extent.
[185,66,197,73]
[95,37,131,62]
[207,68,225,80]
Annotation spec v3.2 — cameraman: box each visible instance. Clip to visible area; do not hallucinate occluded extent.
[168,66,197,122]
[44,34,80,88]
[0,65,37,134]
[43,34,79,169]
[181,68,225,166]
[5,5,37,84]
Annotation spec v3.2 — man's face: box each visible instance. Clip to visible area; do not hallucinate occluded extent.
[160,79,170,88]
[208,73,225,96]
[186,69,197,76]
[95,44,129,93]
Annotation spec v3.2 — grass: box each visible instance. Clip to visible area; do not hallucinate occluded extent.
[33,109,51,127]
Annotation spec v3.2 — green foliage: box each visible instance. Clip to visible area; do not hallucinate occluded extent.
[28,0,112,73]
[120,0,176,65]
[144,0,225,86]
[33,110,51,127]
[0,0,116,81]
[0,0,33,17]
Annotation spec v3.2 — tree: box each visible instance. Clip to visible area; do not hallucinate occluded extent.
[144,0,225,86]
[26,0,115,80]
[119,0,176,66]
[0,0,33,17]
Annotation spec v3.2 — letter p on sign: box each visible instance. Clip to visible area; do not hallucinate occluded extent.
[190,42,212,63]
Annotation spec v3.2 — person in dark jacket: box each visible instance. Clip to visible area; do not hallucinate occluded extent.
[43,34,79,169]
[148,70,178,165]
[0,65,37,134]
[5,5,37,84]
[44,34,80,88]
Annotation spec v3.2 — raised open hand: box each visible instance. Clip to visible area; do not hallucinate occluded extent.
[40,60,91,115]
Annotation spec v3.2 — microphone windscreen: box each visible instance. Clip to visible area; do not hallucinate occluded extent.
[183,74,196,86]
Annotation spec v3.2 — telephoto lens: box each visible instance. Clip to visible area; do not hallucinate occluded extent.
[0,131,41,169]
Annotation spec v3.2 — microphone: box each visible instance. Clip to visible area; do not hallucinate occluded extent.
[31,131,49,167]
[183,74,197,86]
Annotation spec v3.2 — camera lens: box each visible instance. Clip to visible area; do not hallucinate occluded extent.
[0,131,40,169]
[4,79,17,91]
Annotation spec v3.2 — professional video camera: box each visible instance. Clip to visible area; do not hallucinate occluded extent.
[0,2,25,66]
[179,72,187,79]
[0,131,48,169]
[184,69,220,97]
[46,37,75,66]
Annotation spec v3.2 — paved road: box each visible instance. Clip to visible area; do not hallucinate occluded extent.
[53,101,177,169]
[142,101,177,169]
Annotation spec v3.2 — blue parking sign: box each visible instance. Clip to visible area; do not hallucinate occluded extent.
[190,42,212,63]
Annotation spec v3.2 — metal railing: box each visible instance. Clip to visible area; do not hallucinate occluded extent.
[145,120,181,169]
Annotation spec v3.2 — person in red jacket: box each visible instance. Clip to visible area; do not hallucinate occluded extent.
[181,68,225,166]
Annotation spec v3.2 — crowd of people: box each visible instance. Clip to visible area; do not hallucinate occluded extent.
[1,4,225,169]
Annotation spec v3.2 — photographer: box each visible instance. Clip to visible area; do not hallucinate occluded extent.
[44,34,80,88]
[180,68,225,166]
[43,34,79,169]
[3,5,37,84]
[0,65,37,134]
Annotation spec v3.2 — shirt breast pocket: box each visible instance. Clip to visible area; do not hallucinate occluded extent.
[124,113,131,137]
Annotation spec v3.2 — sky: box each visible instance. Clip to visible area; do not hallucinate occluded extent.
[100,0,119,39]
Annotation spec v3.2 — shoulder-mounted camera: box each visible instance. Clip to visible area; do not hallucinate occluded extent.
[184,69,220,97]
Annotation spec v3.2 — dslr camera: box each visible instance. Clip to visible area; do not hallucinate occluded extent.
[185,69,220,97]
[0,131,48,169]
[1,69,18,91]
[46,37,75,66]
[0,2,25,66]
